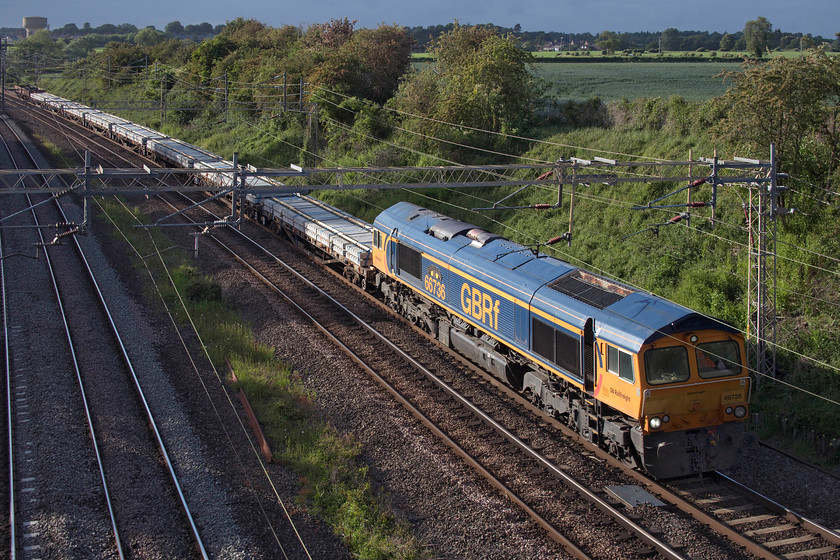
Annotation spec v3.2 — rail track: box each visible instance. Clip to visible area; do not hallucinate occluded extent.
[160,187,696,559]
[4,94,360,559]
[664,473,840,559]
[1,114,208,558]
[7,92,840,560]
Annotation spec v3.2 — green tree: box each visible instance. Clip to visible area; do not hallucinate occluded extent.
[596,30,622,53]
[12,29,63,60]
[135,26,166,47]
[165,21,184,36]
[713,48,840,193]
[310,23,414,105]
[56,23,80,36]
[189,33,235,79]
[719,33,736,51]
[64,35,100,58]
[660,28,680,51]
[393,25,545,161]
[115,23,138,34]
[184,22,214,37]
[744,16,772,58]
[94,41,149,88]
[302,17,355,49]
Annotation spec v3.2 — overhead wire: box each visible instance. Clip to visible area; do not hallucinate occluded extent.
[317,86,679,163]
[167,64,840,410]
[391,178,840,399]
[54,64,839,408]
[313,89,840,298]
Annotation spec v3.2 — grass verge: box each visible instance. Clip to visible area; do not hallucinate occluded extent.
[96,196,426,559]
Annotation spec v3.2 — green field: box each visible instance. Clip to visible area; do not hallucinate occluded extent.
[412,59,744,101]
[534,62,743,101]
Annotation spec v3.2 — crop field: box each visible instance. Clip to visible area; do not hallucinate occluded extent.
[413,59,744,101]
[534,61,743,101]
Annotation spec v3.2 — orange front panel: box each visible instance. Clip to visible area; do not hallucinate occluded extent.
[592,342,643,417]
[595,371,643,417]
[638,332,750,434]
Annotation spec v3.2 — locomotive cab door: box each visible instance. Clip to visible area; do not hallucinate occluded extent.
[583,318,596,396]
[388,228,398,274]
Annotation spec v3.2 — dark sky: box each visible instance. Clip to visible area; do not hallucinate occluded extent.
[11,0,839,37]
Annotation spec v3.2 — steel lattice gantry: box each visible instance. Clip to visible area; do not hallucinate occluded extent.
[0,150,785,381]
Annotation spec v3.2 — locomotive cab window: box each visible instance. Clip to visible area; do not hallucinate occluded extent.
[607,345,634,382]
[373,230,382,249]
[695,340,741,379]
[644,346,690,386]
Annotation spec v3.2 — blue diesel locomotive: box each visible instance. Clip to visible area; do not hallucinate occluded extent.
[370,202,752,479]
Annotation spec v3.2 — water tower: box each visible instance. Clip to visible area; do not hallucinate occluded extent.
[23,17,48,37]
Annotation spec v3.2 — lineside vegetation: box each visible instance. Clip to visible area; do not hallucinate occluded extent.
[24,17,840,477]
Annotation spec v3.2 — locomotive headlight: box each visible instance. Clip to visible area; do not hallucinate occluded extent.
[649,417,663,430]
[662,415,670,424]
[725,406,734,415]
[734,405,747,419]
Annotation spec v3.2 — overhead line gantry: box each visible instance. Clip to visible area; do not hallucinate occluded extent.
[0,147,784,383]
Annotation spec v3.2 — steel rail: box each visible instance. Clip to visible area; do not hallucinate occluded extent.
[7,100,298,556]
[25,93,807,560]
[2,154,16,560]
[56,159,211,560]
[182,209,591,559]
[24,92,758,559]
[21,85,840,556]
[24,100,314,559]
[0,116,126,559]
[715,471,840,549]
[1,115,209,559]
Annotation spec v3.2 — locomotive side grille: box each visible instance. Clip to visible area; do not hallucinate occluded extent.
[548,270,631,310]
[398,243,422,279]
